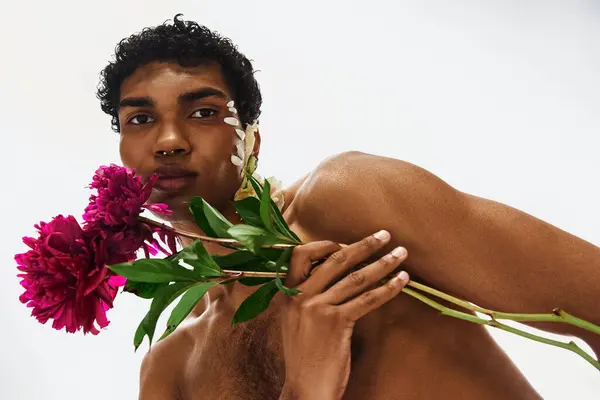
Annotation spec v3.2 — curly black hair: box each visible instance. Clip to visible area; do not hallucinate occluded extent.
[97,14,262,132]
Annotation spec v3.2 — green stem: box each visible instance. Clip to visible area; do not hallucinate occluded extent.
[407,281,600,337]
[401,288,600,371]
[139,214,600,364]
[138,216,294,250]
[222,269,279,279]
[488,321,600,371]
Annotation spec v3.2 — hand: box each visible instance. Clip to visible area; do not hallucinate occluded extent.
[279,230,410,400]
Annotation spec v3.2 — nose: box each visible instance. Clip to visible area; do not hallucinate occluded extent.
[153,123,191,158]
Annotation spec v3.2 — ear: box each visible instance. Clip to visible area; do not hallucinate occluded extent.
[253,129,262,157]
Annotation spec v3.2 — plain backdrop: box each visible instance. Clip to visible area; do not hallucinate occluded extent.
[1,1,599,399]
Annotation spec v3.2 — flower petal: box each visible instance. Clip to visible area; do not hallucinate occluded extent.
[231,155,244,166]
[224,117,240,126]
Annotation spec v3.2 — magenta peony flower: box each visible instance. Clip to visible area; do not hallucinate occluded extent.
[17,164,178,334]
[83,164,171,228]
[16,215,123,335]
[83,164,177,260]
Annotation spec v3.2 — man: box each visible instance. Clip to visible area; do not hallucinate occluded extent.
[98,15,600,399]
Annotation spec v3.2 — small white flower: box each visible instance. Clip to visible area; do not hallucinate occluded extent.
[231,155,243,166]
[266,176,285,211]
[235,142,245,160]
[265,176,283,193]
[224,117,240,126]
[235,129,246,140]
[233,120,285,210]
[243,121,259,171]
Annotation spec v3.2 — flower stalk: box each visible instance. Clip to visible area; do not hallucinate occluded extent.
[139,214,600,347]
[400,288,600,371]
[137,216,294,250]
[135,192,600,370]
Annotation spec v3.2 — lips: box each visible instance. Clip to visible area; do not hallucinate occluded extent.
[152,166,197,193]
[154,176,196,192]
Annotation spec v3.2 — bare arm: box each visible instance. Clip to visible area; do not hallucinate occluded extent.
[292,151,600,355]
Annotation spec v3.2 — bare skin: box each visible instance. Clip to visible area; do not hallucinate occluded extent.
[118,62,600,399]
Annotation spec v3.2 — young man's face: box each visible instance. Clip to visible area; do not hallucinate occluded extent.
[118,61,253,221]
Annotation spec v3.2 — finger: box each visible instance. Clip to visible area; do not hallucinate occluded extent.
[339,270,410,322]
[285,241,342,287]
[298,230,391,294]
[319,246,408,305]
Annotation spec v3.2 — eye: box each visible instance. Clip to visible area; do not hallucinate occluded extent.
[128,114,155,125]
[190,108,217,119]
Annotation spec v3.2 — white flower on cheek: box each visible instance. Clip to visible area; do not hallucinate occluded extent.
[226,101,244,166]
[226,101,285,210]
[242,121,258,175]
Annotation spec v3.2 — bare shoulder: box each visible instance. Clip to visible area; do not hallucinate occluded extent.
[285,150,464,250]
[138,327,194,400]
[294,151,427,202]
[289,152,420,225]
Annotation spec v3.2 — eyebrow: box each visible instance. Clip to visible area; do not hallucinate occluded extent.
[119,87,229,109]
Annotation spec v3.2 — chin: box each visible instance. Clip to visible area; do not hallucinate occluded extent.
[146,190,189,217]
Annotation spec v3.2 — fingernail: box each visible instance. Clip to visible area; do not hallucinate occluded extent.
[397,271,409,282]
[391,246,406,257]
[374,230,390,241]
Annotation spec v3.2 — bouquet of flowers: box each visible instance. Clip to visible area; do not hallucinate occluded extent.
[15,164,600,371]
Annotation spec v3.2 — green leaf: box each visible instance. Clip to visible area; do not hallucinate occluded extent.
[213,250,258,268]
[272,210,301,243]
[273,247,292,269]
[232,280,279,325]
[124,281,166,299]
[239,277,273,286]
[213,250,275,274]
[108,258,200,283]
[189,197,233,238]
[142,282,194,347]
[227,224,289,254]
[159,282,218,341]
[248,174,264,199]
[272,248,300,296]
[234,197,264,228]
[275,277,300,296]
[248,175,301,243]
[174,240,223,277]
[260,178,276,234]
[175,240,220,268]
[257,248,286,263]
[181,260,223,277]
[134,314,149,351]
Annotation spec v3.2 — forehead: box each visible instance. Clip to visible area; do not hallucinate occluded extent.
[119,61,231,101]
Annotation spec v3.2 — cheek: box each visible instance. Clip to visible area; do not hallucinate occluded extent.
[119,136,146,170]
[198,138,240,178]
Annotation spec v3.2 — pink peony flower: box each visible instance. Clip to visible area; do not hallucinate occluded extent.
[83,164,171,228]
[17,164,178,335]
[16,215,124,335]
[83,164,177,259]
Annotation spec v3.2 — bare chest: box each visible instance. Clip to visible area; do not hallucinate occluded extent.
[180,302,285,400]
[177,295,540,400]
